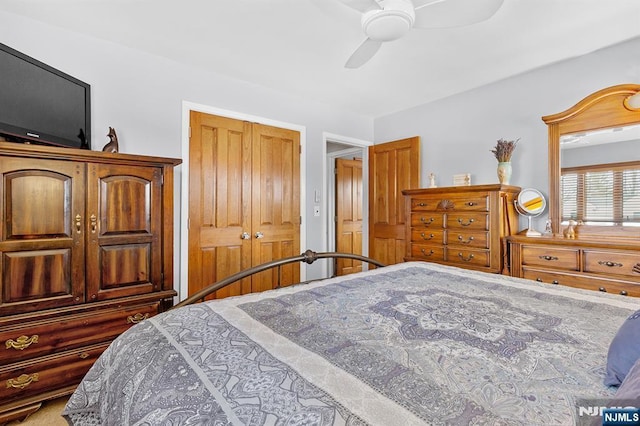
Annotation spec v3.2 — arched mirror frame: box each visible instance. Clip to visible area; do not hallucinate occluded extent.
[542,83,640,238]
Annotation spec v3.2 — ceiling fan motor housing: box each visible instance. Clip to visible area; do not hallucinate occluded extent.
[362,0,415,42]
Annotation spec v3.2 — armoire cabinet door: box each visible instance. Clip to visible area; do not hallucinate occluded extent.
[0,157,86,315]
[85,163,163,301]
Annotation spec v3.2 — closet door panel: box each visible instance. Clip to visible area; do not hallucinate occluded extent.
[188,112,252,299]
[251,123,300,288]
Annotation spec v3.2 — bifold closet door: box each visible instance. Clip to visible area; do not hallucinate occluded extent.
[188,112,300,299]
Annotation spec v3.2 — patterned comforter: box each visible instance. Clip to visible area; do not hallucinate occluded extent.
[63,262,640,425]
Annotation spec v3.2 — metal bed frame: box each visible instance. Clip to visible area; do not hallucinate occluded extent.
[174,249,386,308]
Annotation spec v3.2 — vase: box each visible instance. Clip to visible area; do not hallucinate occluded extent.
[497,161,512,185]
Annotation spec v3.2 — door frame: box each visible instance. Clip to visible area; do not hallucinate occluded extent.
[179,101,307,301]
[323,132,372,278]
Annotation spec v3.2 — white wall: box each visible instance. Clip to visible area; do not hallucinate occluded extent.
[0,10,374,284]
[374,36,640,231]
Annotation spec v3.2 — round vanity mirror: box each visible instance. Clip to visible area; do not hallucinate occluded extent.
[514,188,546,237]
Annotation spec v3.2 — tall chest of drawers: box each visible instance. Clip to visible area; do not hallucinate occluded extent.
[403,184,520,273]
[508,235,640,297]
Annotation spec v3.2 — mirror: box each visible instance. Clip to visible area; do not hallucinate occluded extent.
[543,84,640,238]
[514,188,546,236]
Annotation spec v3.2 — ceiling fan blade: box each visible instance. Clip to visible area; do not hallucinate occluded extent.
[345,38,383,68]
[337,0,382,13]
[413,0,504,28]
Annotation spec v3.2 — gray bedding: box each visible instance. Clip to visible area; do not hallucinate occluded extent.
[63,261,640,425]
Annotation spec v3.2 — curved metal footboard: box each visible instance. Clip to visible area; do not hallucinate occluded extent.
[173,249,386,309]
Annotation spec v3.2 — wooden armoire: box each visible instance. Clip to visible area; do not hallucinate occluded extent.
[0,141,180,423]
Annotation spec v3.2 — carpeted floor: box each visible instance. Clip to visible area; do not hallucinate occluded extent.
[7,397,68,425]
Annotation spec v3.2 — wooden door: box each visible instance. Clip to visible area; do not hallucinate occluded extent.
[0,157,85,316]
[188,112,300,298]
[250,123,301,291]
[368,137,420,265]
[335,157,363,276]
[85,163,163,302]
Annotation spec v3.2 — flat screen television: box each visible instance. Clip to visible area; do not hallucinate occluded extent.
[0,42,91,149]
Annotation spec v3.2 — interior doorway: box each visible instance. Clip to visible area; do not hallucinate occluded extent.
[324,135,370,278]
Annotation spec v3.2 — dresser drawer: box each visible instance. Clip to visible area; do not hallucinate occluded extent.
[439,195,489,212]
[445,212,488,230]
[445,229,489,249]
[0,302,158,365]
[0,343,108,405]
[445,248,490,268]
[523,267,640,296]
[521,245,579,271]
[410,197,442,211]
[410,229,445,244]
[583,250,640,280]
[411,213,445,228]
[410,244,445,262]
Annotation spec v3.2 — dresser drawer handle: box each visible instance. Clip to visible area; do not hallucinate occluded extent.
[420,248,434,256]
[551,280,559,285]
[420,233,435,240]
[466,202,476,206]
[127,313,149,324]
[620,290,628,296]
[457,218,475,226]
[457,235,474,244]
[536,278,543,282]
[458,252,475,262]
[539,255,559,261]
[599,287,607,292]
[598,260,623,268]
[5,335,39,351]
[420,217,435,225]
[417,202,428,207]
[6,373,39,390]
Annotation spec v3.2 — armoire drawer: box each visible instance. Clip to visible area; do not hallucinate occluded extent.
[583,250,640,280]
[0,302,158,365]
[521,245,579,271]
[0,343,108,405]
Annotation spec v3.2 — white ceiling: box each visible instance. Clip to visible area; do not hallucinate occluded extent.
[1,0,639,118]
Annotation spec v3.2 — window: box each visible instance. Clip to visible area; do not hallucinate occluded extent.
[561,161,640,225]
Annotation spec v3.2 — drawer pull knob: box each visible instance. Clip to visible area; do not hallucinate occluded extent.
[457,218,475,226]
[466,202,476,206]
[5,335,39,351]
[418,202,427,207]
[420,217,435,225]
[6,373,39,390]
[457,235,475,244]
[536,278,543,282]
[458,253,475,262]
[539,255,559,261]
[420,233,435,240]
[420,248,434,256]
[599,287,607,292]
[551,280,559,285]
[620,290,628,296]
[598,260,623,268]
[127,313,149,324]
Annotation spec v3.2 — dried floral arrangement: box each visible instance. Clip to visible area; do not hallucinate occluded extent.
[491,138,519,162]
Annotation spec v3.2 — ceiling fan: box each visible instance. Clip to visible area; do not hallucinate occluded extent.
[339,0,504,68]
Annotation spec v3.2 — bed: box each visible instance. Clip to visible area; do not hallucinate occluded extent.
[63,251,640,425]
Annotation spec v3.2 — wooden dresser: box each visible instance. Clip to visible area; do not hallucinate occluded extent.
[0,142,181,423]
[508,235,640,297]
[403,184,520,273]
